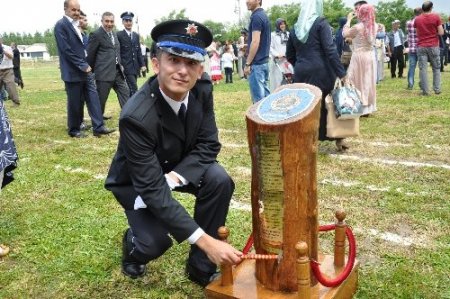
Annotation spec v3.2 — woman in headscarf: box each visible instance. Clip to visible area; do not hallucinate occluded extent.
[269,18,292,91]
[286,0,348,151]
[343,4,378,116]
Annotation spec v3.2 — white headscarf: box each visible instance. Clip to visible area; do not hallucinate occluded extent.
[294,0,324,43]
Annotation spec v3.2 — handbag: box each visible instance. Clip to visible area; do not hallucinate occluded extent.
[330,79,363,120]
[325,94,360,138]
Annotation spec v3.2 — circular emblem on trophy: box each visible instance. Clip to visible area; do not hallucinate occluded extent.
[257,88,315,123]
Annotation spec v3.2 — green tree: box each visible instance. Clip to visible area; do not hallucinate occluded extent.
[375,0,413,30]
[43,29,57,56]
[323,0,351,29]
[266,0,350,33]
[266,3,299,31]
[154,9,188,25]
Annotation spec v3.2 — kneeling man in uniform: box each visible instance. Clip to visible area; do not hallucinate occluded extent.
[105,19,242,287]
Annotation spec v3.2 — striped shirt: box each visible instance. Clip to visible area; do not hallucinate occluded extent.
[406,18,418,53]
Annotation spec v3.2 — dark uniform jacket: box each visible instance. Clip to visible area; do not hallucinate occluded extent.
[87,27,124,82]
[105,76,220,243]
[117,30,144,76]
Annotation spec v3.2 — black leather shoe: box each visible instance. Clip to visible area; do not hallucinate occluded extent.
[103,115,112,120]
[122,229,146,279]
[93,127,115,137]
[69,132,87,138]
[185,262,218,287]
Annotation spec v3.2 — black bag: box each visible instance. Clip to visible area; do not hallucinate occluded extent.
[340,41,352,66]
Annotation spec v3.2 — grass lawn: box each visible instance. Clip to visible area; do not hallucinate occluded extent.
[0,60,449,298]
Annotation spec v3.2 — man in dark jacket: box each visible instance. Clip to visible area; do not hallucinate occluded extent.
[117,12,145,96]
[10,43,23,89]
[87,11,129,119]
[105,19,242,287]
[54,0,114,137]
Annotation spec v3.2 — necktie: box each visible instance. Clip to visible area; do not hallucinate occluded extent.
[108,32,115,46]
[178,103,186,125]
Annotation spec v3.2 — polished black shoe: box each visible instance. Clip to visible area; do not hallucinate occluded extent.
[122,229,146,279]
[80,122,92,131]
[69,132,87,138]
[103,115,112,120]
[93,127,115,137]
[185,262,218,287]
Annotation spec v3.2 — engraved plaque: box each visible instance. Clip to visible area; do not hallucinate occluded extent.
[256,132,284,254]
[257,88,315,123]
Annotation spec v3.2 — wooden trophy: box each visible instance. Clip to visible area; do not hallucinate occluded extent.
[205,83,359,299]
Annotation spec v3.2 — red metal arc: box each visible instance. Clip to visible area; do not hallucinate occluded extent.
[311,224,357,287]
[241,224,357,288]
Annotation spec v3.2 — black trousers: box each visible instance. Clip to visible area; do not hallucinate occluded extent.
[224,67,233,83]
[123,163,234,274]
[124,73,138,96]
[96,69,129,115]
[391,45,405,77]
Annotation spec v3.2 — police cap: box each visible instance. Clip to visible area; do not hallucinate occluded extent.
[151,19,213,62]
[120,11,134,20]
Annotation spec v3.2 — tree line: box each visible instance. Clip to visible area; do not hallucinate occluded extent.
[1,0,447,57]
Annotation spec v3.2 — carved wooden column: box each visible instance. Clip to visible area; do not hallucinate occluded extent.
[246,83,322,292]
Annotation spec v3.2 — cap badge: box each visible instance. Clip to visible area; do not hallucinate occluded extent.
[185,23,198,36]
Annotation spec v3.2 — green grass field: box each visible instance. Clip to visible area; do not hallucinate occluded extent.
[0,59,449,298]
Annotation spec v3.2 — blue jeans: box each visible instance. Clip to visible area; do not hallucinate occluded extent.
[248,63,270,103]
[407,52,418,88]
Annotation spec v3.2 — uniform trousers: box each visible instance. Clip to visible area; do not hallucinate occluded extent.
[121,162,234,275]
[124,73,138,96]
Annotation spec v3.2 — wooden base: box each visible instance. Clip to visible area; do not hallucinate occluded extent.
[205,254,359,299]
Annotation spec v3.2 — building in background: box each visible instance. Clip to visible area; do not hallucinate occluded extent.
[17,44,50,61]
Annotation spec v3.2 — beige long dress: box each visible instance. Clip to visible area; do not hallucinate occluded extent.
[344,23,378,115]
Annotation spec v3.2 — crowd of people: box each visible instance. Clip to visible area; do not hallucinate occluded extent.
[1,0,447,291]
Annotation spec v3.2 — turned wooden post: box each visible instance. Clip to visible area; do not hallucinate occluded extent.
[246,83,322,292]
[218,226,233,286]
[296,242,311,299]
[334,210,347,267]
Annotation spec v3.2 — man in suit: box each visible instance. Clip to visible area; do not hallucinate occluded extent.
[387,20,406,78]
[87,12,129,119]
[105,19,242,286]
[117,12,146,96]
[54,0,114,138]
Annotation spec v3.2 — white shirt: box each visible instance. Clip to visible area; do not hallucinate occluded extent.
[125,29,133,40]
[393,31,402,47]
[64,15,83,43]
[0,45,14,69]
[270,31,289,58]
[221,52,235,68]
[140,44,147,56]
